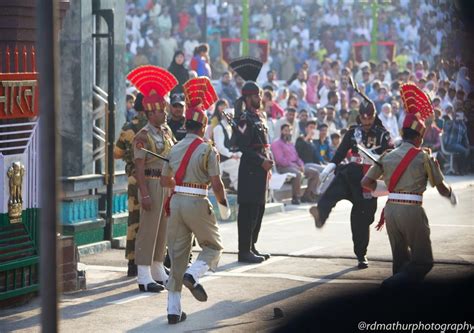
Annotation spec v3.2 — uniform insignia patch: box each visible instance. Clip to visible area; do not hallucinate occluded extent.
[238,124,247,133]
[135,141,144,150]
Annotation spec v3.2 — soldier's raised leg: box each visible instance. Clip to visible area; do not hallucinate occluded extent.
[182,197,223,301]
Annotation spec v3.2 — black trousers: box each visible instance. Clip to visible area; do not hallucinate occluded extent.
[317,163,378,258]
[237,203,265,253]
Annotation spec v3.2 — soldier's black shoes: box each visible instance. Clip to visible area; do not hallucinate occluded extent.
[138,282,165,292]
[357,256,369,269]
[168,311,187,324]
[238,251,265,263]
[291,197,301,205]
[183,273,208,302]
[127,261,137,277]
[310,206,324,228]
[301,195,313,203]
[252,248,271,260]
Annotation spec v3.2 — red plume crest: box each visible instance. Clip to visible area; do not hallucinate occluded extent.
[400,83,434,121]
[183,77,218,111]
[127,65,178,97]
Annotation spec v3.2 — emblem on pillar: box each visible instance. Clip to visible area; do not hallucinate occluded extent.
[7,161,25,223]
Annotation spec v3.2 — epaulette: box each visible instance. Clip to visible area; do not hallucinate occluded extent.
[422,147,432,155]
[134,127,148,141]
[204,139,215,147]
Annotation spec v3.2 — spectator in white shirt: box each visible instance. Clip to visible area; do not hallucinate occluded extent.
[212,109,241,191]
[289,69,308,95]
[274,108,300,144]
[379,103,401,143]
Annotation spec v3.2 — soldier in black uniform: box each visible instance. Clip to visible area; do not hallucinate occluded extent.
[310,97,393,269]
[230,57,273,264]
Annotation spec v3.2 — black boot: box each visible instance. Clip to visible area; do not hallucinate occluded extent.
[168,311,187,324]
[238,251,265,263]
[183,273,208,302]
[310,206,324,228]
[252,246,271,260]
[127,260,137,277]
[138,282,165,292]
[357,256,369,269]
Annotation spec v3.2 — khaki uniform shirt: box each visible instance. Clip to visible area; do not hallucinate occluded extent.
[366,141,444,193]
[115,113,148,176]
[133,122,176,172]
[162,133,220,184]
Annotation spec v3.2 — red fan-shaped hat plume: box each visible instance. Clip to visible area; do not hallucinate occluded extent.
[183,77,218,125]
[127,65,178,97]
[127,66,178,111]
[400,83,434,134]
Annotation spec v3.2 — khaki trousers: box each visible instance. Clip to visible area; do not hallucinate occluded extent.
[166,194,223,292]
[135,178,168,265]
[384,203,434,280]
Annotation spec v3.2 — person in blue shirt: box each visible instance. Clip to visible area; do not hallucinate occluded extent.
[313,123,332,165]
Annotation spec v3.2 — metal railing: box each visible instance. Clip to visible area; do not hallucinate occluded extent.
[92,85,107,174]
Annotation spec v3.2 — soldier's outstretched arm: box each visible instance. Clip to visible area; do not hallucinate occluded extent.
[135,158,152,211]
[361,176,377,191]
[331,128,353,165]
[210,175,227,205]
[160,175,175,188]
[436,181,451,198]
[160,161,175,188]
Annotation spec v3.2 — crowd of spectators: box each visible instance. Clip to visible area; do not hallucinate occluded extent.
[125,0,473,182]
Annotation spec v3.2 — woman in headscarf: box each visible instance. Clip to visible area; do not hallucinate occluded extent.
[306,73,320,106]
[168,50,189,94]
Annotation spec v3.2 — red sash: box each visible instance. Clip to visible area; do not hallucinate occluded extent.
[164,138,203,216]
[375,147,421,231]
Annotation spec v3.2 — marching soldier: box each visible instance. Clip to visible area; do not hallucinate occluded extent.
[128,66,178,292]
[114,93,148,277]
[362,83,457,287]
[230,57,273,263]
[310,86,393,269]
[160,77,229,324]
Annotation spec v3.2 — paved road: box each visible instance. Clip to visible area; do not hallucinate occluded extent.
[1,176,473,332]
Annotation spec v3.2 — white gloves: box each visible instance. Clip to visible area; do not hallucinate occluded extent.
[449,188,458,206]
[320,163,336,183]
[218,200,231,219]
[372,180,389,197]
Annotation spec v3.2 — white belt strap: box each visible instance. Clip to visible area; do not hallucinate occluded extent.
[175,186,208,196]
[388,193,423,202]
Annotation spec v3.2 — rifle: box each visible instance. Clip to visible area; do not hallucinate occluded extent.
[348,75,373,108]
[356,144,382,166]
[222,110,237,129]
[140,148,170,162]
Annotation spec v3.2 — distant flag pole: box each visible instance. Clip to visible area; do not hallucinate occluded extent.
[370,0,379,61]
[242,0,249,56]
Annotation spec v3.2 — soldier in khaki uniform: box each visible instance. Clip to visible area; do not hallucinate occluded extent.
[114,93,148,277]
[362,83,457,287]
[160,77,229,325]
[127,65,178,292]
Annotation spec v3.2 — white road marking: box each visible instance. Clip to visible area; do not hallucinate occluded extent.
[109,294,154,305]
[458,255,474,264]
[85,265,127,272]
[289,246,325,256]
[213,272,382,284]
